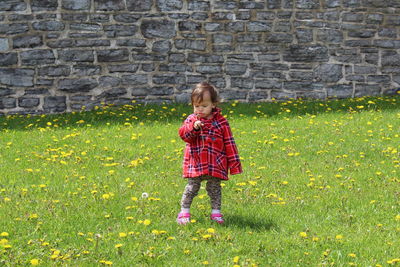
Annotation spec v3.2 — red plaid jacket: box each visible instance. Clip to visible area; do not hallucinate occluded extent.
[179,108,242,180]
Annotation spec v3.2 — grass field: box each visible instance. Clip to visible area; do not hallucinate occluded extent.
[0,95,399,266]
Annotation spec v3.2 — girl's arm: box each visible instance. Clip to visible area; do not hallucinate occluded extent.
[223,122,242,175]
[179,115,201,143]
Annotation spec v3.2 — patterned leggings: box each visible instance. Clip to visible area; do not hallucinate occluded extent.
[180,176,222,210]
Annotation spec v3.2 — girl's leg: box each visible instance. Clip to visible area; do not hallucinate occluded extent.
[178,178,202,224]
[205,177,222,211]
[180,178,202,210]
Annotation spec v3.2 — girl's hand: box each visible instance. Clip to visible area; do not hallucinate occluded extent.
[193,120,203,130]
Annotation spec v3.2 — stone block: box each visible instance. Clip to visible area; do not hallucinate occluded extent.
[284,81,324,91]
[283,45,329,62]
[213,34,233,44]
[187,53,224,63]
[0,38,8,51]
[95,0,125,11]
[59,78,98,92]
[255,80,282,89]
[0,0,27,11]
[108,64,139,73]
[226,64,247,75]
[59,50,94,62]
[0,98,16,109]
[159,63,192,72]
[247,21,272,32]
[317,29,343,43]
[121,74,148,85]
[226,22,245,32]
[20,50,55,65]
[97,49,129,62]
[366,14,383,24]
[157,0,183,11]
[188,1,210,11]
[43,96,66,113]
[153,74,185,84]
[75,40,110,47]
[32,21,65,31]
[267,0,281,9]
[13,35,43,48]
[99,87,127,98]
[249,91,269,102]
[239,2,264,9]
[179,21,202,31]
[314,64,343,82]
[354,84,381,97]
[152,40,172,53]
[62,0,90,10]
[104,25,137,37]
[367,75,391,83]
[117,39,146,47]
[296,28,313,43]
[374,40,400,49]
[0,23,29,34]
[0,53,17,66]
[132,53,165,62]
[99,76,121,87]
[196,65,222,74]
[72,65,102,76]
[114,14,141,23]
[18,98,40,108]
[141,20,176,39]
[38,66,70,76]
[169,53,185,62]
[220,90,247,101]
[0,88,13,96]
[325,0,340,7]
[296,0,320,9]
[348,30,376,38]
[231,77,254,89]
[32,0,58,11]
[266,33,293,43]
[175,39,206,51]
[70,23,102,32]
[127,0,152,11]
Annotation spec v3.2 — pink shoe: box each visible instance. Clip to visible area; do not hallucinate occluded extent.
[210,213,224,224]
[176,212,190,225]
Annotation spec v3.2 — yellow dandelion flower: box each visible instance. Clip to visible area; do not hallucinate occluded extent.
[335,235,343,240]
[119,232,127,238]
[143,219,151,226]
[233,256,240,263]
[206,228,215,234]
[115,244,123,248]
[202,234,212,240]
[0,232,9,237]
[299,232,307,238]
[30,259,40,266]
[348,253,356,258]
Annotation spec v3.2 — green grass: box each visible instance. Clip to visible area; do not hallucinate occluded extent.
[1,95,400,266]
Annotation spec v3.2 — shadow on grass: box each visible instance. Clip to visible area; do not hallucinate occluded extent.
[1,94,399,131]
[223,214,278,232]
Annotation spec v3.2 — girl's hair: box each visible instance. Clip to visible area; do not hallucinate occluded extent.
[191,82,220,104]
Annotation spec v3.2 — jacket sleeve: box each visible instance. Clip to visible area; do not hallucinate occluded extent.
[222,121,243,175]
[179,115,201,143]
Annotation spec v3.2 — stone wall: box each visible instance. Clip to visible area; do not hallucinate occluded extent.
[1,0,400,114]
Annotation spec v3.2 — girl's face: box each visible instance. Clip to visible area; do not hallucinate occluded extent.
[193,91,215,119]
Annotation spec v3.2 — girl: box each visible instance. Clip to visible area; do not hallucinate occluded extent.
[177,82,242,225]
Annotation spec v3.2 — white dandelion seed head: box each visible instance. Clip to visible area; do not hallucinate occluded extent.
[141,192,149,198]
